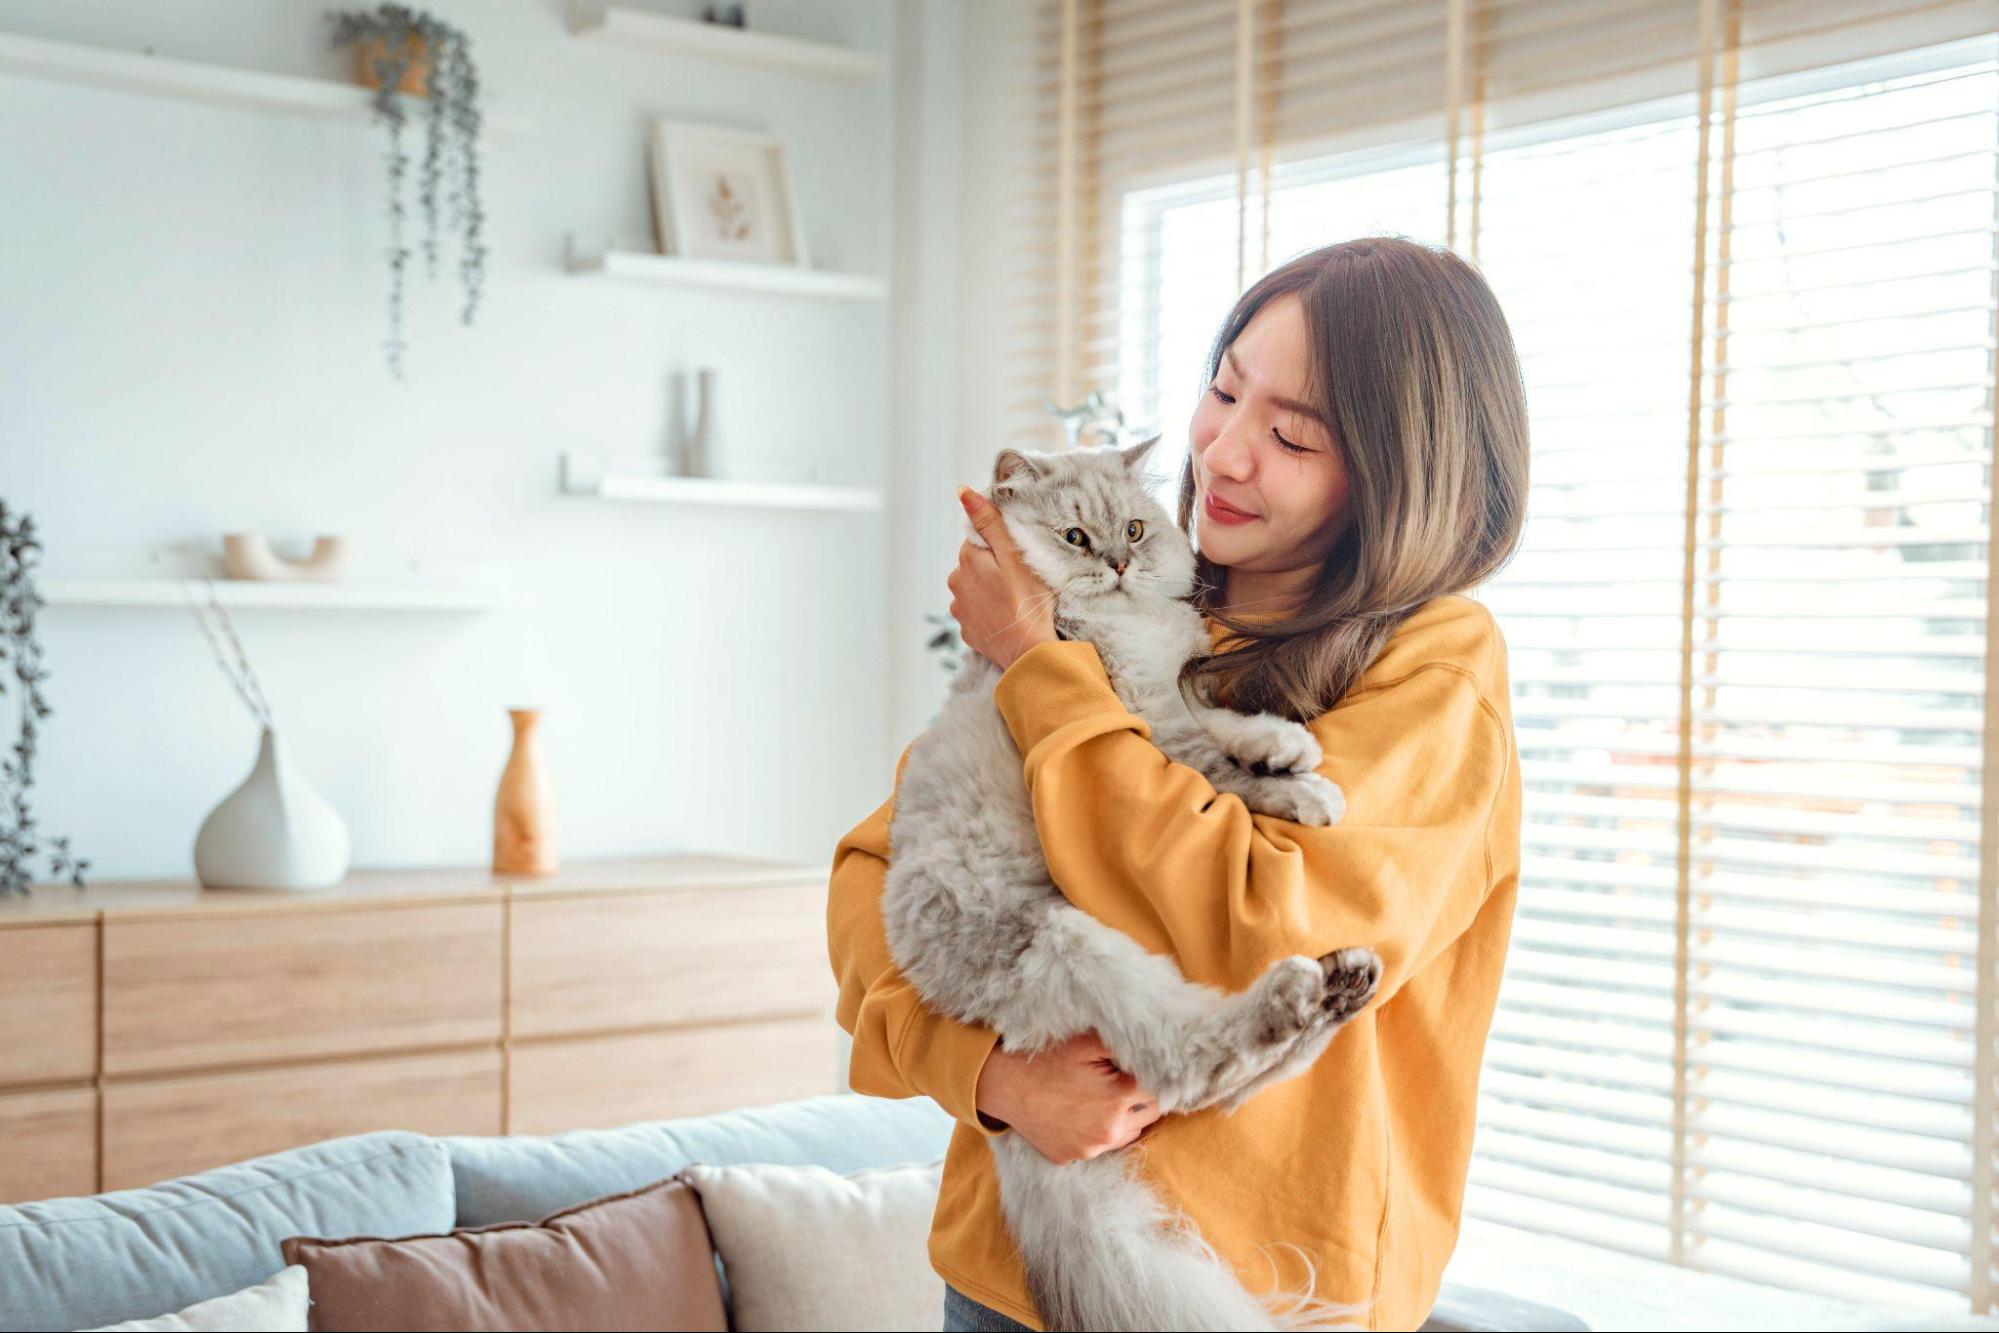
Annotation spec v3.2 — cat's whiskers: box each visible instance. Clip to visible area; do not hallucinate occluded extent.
[1001,586,1064,637]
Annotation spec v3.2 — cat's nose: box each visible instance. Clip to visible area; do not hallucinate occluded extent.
[1113,559,1128,576]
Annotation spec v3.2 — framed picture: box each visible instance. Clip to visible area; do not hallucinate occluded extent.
[647,120,809,267]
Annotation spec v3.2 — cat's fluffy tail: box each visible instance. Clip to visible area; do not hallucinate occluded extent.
[988,1133,1367,1332]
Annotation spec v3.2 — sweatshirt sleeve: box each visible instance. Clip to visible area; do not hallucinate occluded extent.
[991,638,1508,1005]
[826,744,1004,1135]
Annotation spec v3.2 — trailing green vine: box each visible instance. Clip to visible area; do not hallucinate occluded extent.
[328,5,486,379]
[1,501,88,897]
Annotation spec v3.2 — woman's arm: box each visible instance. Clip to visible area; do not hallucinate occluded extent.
[991,638,1509,1005]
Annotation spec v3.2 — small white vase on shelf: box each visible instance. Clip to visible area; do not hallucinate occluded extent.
[193,727,351,891]
[684,366,718,477]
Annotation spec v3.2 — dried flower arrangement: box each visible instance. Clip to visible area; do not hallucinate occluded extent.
[328,3,487,380]
[0,502,89,896]
[179,580,275,731]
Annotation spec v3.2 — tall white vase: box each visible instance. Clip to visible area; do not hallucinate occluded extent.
[193,727,351,891]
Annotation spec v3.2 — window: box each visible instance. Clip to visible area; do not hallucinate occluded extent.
[1471,42,1997,1308]
[1014,0,1999,1314]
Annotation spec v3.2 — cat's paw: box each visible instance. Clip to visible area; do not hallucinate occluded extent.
[1264,955,1329,1029]
[1223,715,1324,777]
[1249,772,1346,826]
[1180,951,1379,1112]
[1315,946,1382,1022]
[1252,949,1380,1044]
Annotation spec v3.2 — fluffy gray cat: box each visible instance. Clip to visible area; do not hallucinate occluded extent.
[882,439,1381,1332]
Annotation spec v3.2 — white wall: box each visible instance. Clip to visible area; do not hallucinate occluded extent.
[0,0,911,880]
[884,0,1044,746]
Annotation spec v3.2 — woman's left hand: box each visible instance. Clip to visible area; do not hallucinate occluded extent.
[950,485,1058,672]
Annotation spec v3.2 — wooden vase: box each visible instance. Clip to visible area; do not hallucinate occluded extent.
[493,708,558,876]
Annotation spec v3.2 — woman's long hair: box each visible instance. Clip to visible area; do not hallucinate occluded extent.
[1175,236,1531,721]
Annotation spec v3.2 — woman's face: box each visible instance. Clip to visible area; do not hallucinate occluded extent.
[1188,291,1352,579]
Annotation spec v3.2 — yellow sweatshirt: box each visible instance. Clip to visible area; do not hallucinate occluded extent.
[826,592,1521,1331]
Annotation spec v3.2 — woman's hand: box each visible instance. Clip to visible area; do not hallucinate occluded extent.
[950,486,1058,672]
[974,1031,1162,1165]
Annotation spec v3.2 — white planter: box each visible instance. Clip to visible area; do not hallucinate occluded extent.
[193,727,351,891]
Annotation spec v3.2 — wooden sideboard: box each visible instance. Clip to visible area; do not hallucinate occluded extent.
[0,855,839,1203]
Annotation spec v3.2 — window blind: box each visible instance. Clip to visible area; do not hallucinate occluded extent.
[1460,100,1702,1266]
[1668,43,1995,1307]
[1007,0,1999,1315]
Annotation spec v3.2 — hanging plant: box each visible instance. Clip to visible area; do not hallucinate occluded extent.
[328,4,487,380]
[923,611,966,675]
[0,501,89,896]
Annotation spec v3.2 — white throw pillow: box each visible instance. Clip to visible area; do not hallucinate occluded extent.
[82,1264,309,1332]
[683,1160,945,1333]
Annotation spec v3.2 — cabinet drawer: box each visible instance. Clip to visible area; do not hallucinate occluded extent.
[509,883,832,1038]
[0,1086,96,1202]
[507,1016,837,1135]
[103,903,502,1075]
[0,925,97,1085]
[101,1049,501,1191]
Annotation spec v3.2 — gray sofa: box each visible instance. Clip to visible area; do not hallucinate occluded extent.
[0,1093,1584,1331]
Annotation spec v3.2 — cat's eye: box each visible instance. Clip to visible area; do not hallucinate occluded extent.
[1125,519,1144,542]
[1063,527,1091,549]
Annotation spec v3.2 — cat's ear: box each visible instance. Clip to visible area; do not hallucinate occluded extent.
[992,449,1050,499]
[1117,435,1161,474]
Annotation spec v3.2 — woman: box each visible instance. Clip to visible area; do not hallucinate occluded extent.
[827,236,1530,1332]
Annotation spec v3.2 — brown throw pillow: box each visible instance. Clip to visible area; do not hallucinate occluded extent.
[280,1175,728,1332]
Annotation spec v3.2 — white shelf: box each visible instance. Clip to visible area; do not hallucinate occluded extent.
[565,236,886,302]
[41,578,507,612]
[0,30,533,133]
[561,453,881,512]
[592,475,881,511]
[569,4,885,82]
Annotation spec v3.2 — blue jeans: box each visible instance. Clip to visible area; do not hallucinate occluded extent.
[942,1284,1035,1332]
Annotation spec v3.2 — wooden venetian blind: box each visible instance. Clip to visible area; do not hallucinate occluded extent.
[1674,15,1996,1305]
[1008,0,1999,1315]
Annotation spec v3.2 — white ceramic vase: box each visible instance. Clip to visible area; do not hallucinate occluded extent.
[193,727,351,891]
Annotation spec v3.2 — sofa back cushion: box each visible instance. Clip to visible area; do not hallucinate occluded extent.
[443,1093,954,1226]
[281,1176,727,1333]
[0,1131,454,1333]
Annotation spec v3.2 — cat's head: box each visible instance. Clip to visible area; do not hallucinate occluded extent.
[986,438,1196,603]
